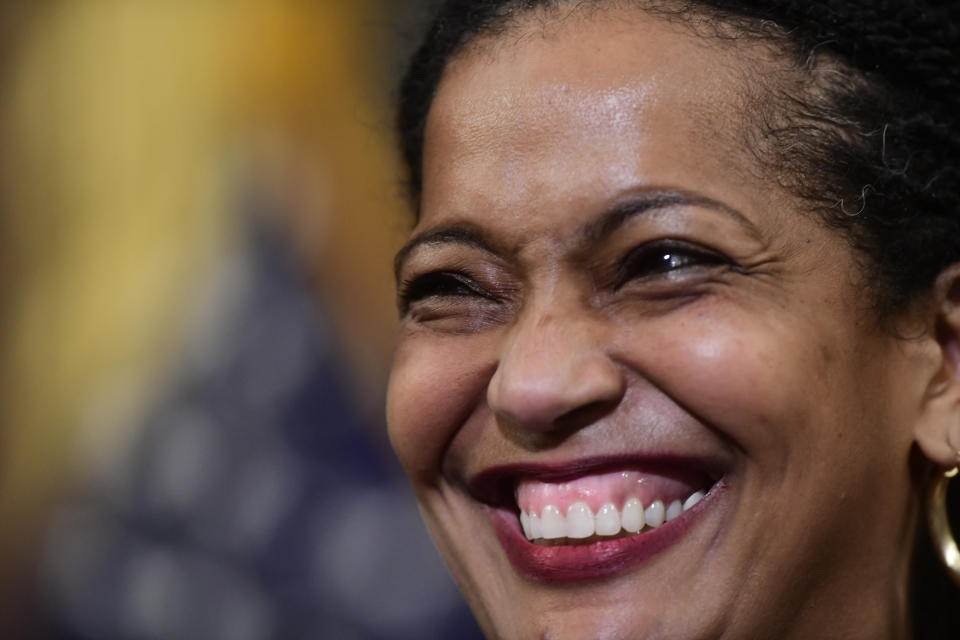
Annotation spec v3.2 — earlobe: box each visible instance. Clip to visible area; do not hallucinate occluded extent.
[915,264,960,469]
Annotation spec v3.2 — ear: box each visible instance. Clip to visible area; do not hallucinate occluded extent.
[914,263,960,469]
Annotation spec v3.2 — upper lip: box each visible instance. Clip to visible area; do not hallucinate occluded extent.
[467,453,727,510]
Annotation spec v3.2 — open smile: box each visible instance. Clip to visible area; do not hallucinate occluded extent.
[469,455,727,581]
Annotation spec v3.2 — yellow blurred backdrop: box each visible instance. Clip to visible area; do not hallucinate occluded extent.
[0,0,413,631]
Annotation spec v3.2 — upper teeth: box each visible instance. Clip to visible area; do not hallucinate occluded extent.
[519,490,705,541]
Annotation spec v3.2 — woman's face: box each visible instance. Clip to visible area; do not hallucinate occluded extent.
[388,8,928,640]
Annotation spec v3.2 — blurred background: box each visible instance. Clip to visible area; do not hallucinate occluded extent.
[0,1,484,638]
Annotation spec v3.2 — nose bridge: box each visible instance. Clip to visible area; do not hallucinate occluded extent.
[487,294,624,431]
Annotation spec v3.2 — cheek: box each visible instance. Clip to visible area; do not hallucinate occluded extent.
[629,308,852,461]
[387,335,495,483]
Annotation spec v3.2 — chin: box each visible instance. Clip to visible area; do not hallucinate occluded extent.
[416,456,750,640]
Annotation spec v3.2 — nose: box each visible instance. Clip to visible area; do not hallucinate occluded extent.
[487,308,625,434]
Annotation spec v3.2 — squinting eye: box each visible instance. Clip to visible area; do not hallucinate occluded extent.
[615,240,730,289]
[398,271,493,312]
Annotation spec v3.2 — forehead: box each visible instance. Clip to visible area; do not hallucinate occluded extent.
[420,8,780,238]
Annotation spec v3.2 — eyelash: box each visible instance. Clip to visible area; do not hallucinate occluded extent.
[398,271,496,313]
[398,240,732,314]
[614,239,732,289]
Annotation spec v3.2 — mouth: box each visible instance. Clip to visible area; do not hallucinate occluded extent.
[469,454,726,581]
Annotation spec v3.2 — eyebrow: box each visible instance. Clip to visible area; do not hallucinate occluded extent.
[583,189,759,245]
[393,189,758,278]
[394,223,500,280]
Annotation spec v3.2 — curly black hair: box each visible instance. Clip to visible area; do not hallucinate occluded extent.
[396,1,960,636]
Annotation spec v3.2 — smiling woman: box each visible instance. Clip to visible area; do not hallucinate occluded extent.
[387,1,960,638]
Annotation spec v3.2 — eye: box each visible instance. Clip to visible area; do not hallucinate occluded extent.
[615,240,732,289]
[398,270,495,313]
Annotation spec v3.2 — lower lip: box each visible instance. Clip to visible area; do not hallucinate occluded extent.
[488,482,723,582]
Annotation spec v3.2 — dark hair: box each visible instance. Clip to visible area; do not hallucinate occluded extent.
[397,0,960,318]
[397,0,960,636]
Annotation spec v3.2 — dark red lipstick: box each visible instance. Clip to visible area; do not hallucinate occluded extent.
[469,455,727,581]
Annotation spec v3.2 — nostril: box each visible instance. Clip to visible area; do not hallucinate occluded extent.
[498,399,621,451]
[487,353,625,431]
[494,399,625,452]
[556,399,620,433]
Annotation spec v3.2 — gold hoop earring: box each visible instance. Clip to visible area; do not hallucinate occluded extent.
[927,461,960,587]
